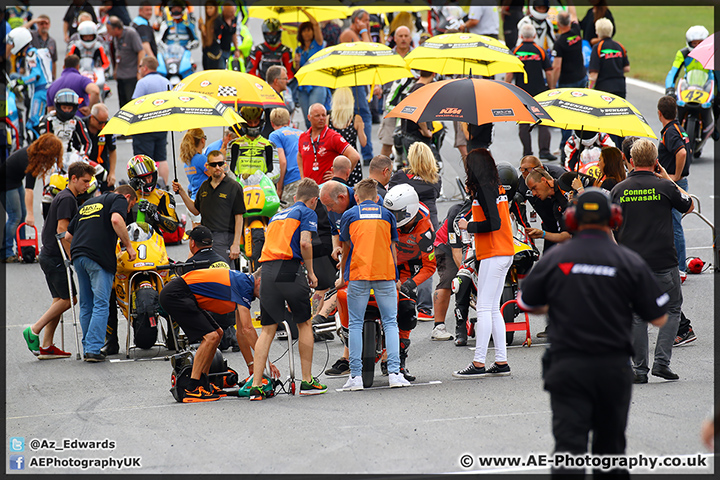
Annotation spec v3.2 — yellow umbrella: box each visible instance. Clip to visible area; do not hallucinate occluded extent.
[174,69,285,109]
[349,1,430,14]
[404,33,527,80]
[525,88,657,139]
[100,91,245,181]
[296,42,413,89]
[248,2,351,24]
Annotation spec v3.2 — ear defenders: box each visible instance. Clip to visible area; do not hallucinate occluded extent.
[563,187,623,232]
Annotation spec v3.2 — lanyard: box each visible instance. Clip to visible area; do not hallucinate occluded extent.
[311,127,326,172]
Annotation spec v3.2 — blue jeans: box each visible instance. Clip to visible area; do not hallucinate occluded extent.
[347,280,400,377]
[352,86,374,160]
[672,177,688,272]
[632,268,682,374]
[558,77,588,153]
[73,255,114,355]
[1,185,26,258]
[297,86,329,130]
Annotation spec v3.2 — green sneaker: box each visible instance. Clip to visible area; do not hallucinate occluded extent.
[299,377,327,396]
[23,326,40,356]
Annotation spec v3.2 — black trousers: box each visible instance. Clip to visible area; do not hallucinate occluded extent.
[117,77,138,110]
[544,353,633,478]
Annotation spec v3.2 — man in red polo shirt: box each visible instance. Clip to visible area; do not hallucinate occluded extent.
[297,103,361,184]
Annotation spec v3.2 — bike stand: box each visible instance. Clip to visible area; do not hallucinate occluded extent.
[269,320,297,395]
[500,300,532,347]
[683,194,718,272]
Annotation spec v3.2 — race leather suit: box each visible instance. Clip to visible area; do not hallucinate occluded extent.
[227,135,279,182]
[516,15,555,53]
[665,47,718,135]
[246,43,294,81]
[132,188,180,235]
[396,203,437,334]
[17,47,53,136]
[563,132,615,170]
[159,17,198,49]
[38,111,92,155]
[68,42,111,71]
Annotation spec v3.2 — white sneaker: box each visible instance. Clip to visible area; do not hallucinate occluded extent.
[342,376,364,391]
[431,323,453,341]
[389,372,411,387]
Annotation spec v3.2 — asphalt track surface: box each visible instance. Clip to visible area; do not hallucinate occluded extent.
[4,7,716,475]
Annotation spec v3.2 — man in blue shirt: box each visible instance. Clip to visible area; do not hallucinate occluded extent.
[268,108,302,208]
[131,56,171,186]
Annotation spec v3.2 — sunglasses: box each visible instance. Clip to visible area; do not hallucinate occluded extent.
[92,116,108,126]
[208,161,225,168]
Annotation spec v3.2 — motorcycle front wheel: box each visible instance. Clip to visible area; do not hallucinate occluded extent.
[685,115,699,159]
[362,321,377,388]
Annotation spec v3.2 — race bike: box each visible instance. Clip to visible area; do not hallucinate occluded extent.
[157,42,196,87]
[452,206,539,346]
[114,209,179,357]
[78,56,111,101]
[6,83,22,152]
[675,69,715,158]
[336,287,414,388]
[236,171,280,272]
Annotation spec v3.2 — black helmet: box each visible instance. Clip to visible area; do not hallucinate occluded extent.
[262,18,282,46]
[496,162,519,199]
[54,89,80,122]
[239,106,264,137]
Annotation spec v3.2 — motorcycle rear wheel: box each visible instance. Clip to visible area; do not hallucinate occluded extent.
[362,321,377,388]
[685,115,699,159]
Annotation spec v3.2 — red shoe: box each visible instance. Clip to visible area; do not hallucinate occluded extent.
[38,345,72,360]
[417,310,434,321]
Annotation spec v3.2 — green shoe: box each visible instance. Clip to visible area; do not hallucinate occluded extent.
[23,326,40,356]
[299,377,327,396]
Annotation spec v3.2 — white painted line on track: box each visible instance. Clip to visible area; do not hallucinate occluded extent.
[339,409,552,430]
[7,403,187,421]
[626,77,666,95]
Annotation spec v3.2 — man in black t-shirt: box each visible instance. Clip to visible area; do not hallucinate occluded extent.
[517,156,568,252]
[173,154,245,265]
[65,185,137,362]
[525,168,572,247]
[131,2,158,58]
[588,18,629,98]
[506,24,556,161]
[23,162,96,360]
[610,138,693,383]
[519,188,668,476]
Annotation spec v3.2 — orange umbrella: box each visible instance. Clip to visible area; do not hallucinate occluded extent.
[386,78,552,125]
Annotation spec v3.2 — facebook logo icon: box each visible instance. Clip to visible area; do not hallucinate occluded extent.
[10,455,24,470]
[9,437,24,452]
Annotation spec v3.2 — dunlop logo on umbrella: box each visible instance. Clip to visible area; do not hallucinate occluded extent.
[255,83,264,90]
[547,90,561,97]
[200,80,211,87]
[601,95,615,103]
[152,99,166,106]
[601,107,634,116]
[178,96,191,102]
[134,98,146,105]
[492,108,515,117]
[570,91,587,97]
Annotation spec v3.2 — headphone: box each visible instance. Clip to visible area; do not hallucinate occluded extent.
[564,189,623,232]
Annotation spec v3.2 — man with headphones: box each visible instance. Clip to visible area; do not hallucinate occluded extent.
[518,187,669,476]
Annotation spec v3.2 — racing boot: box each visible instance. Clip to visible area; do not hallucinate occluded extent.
[454,307,468,347]
[399,338,416,382]
[101,304,120,356]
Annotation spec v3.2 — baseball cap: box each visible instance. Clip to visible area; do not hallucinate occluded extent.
[574,188,611,225]
[188,226,213,246]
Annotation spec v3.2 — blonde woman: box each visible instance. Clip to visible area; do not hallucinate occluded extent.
[179,128,208,201]
[389,141,442,320]
[329,87,366,186]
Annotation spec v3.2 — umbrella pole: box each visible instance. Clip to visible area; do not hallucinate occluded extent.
[575,126,584,173]
[170,130,178,183]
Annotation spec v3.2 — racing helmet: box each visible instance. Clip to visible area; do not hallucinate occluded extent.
[384,184,420,228]
[686,25,709,51]
[77,21,98,50]
[262,18,282,46]
[54,89,81,122]
[496,162,519,199]
[239,106,264,137]
[529,0,550,22]
[168,0,186,20]
[7,27,32,55]
[578,130,599,147]
[127,155,159,194]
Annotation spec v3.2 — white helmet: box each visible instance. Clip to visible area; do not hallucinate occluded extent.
[529,0,550,22]
[77,21,98,50]
[6,27,33,55]
[686,25,709,51]
[383,184,419,228]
